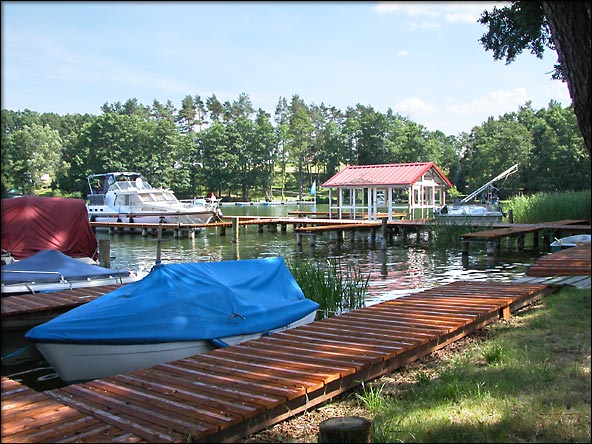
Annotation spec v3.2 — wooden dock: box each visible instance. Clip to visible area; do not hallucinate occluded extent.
[461,220,590,257]
[526,243,591,277]
[1,285,123,330]
[1,377,145,443]
[1,281,557,443]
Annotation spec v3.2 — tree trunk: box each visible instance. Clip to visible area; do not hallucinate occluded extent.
[542,1,591,155]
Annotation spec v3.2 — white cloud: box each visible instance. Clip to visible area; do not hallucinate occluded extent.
[396,50,409,57]
[395,97,436,116]
[373,2,440,17]
[373,2,508,24]
[446,88,530,117]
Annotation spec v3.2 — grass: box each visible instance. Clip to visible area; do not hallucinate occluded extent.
[505,189,591,223]
[354,286,591,442]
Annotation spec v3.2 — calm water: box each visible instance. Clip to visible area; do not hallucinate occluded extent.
[1,202,542,391]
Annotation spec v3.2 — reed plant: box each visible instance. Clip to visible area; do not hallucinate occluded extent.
[287,257,369,319]
[505,189,591,223]
[356,286,591,443]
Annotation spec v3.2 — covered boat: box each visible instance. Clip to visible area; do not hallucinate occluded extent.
[1,250,137,295]
[25,257,319,382]
[1,196,99,261]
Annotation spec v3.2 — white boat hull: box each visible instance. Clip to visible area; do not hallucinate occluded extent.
[34,311,317,382]
[550,234,591,251]
[88,208,215,225]
[1,274,137,296]
[435,204,503,224]
[435,214,503,224]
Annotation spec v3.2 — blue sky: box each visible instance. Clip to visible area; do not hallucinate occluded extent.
[2,1,571,136]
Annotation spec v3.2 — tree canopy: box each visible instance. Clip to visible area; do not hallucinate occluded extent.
[479,1,591,154]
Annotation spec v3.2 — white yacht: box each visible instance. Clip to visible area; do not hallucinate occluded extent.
[86,172,222,225]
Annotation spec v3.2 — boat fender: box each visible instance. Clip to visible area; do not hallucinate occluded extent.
[209,338,230,348]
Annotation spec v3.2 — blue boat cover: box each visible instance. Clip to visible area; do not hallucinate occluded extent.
[25,257,319,344]
[2,250,131,285]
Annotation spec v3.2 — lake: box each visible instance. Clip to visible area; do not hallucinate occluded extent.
[1,202,542,391]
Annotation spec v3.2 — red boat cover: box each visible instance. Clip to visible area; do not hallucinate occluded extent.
[1,196,98,260]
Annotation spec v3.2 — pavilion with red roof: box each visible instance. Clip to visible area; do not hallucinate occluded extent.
[321,162,453,220]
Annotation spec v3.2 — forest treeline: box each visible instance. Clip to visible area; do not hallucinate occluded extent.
[1,93,590,202]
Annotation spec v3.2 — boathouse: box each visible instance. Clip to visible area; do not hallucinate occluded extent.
[322,162,453,220]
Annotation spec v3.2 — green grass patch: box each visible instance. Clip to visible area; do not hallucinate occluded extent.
[358,287,591,442]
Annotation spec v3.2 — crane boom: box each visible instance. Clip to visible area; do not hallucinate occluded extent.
[461,164,518,203]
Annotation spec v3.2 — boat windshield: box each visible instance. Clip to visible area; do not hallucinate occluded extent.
[110,175,153,192]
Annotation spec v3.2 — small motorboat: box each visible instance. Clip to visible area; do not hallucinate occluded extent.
[550,234,591,252]
[1,249,138,295]
[25,257,319,382]
[86,172,222,226]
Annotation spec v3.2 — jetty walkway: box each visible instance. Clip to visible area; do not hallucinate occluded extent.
[2,244,590,443]
[89,216,590,260]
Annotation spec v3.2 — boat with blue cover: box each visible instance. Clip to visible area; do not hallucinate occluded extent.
[25,257,319,382]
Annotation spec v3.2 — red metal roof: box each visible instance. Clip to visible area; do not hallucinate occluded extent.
[321,162,453,188]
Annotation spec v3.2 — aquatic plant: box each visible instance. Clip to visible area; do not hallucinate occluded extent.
[287,257,369,318]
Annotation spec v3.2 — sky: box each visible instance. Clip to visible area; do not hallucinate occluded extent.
[1,1,572,136]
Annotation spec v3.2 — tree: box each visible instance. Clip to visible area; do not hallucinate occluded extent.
[3,124,65,194]
[479,1,591,154]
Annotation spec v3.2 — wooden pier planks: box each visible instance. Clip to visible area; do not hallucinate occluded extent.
[1,280,549,443]
[527,243,591,277]
[1,377,145,443]
[1,285,122,316]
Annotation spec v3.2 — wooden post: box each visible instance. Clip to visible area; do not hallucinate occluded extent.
[318,416,372,443]
[98,239,110,268]
[461,240,469,256]
[487,240,496,256]
[533,231,539,250]
[155,225,163,265]
[381,216,388,250]
[232,218,239,243]
[507,209,514,224]
[517,233,525,253]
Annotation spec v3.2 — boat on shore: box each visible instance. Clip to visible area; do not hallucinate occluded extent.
[86,172,222,227]
[24,257,319,383]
